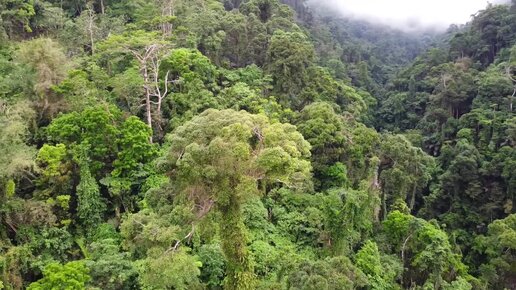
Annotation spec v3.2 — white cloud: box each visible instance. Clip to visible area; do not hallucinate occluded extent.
[308,0,511,31]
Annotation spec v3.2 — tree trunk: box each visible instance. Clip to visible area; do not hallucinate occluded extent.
[220,193,255,290]
[409,183,417,211]
[161,0,174,37]
[382,191,387,221]
[87,6,95,55]
[89,18,95,55]
[142,64,153,143]
[372,163,381,222]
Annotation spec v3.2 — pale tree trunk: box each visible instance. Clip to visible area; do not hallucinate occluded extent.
[86,5,96,55]
[400,232,413,285]
[382,191,387,221]
[143,65,153,133]
[130,44,171,143]
[150,56,171,138]
[409,183,417,211]
[370,159,382,222]
[131,47,156,143]
[160,0,175,37]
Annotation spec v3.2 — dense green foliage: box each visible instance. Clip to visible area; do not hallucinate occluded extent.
[0,0,515,289]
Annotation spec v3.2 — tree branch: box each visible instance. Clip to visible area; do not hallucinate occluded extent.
[165,224,195,254]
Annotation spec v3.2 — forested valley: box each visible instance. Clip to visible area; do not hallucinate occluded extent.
[0,0,515,289]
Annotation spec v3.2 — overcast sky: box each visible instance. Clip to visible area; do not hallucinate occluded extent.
[309,0,511,31]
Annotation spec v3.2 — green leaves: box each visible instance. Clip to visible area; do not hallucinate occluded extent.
[379,134,435,212]
[85,238,138,290]
[267,30,315,103]
[356,241,397,289]
[0,100,36,198]
[14,38,69,119]
[46,106,121,177]
[164,109,312,289]
[162,48,218,84]
[139,248,203,290]
[197,244,226,288]
[475,214,516,288]
[0,0,35,37]
[296,102,349,190]
[167,109,312,196]
[46,106,156,179]
[43,105,157,226]
[35,144,72,200]
[27,261,90,290]
[76,163,105,233]
[287,256,368,290]
[113,116,156,178]
[323,188,378,255]
[383,211,470,288]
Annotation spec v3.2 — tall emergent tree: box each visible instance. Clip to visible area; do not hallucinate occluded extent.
[164,109,312,290]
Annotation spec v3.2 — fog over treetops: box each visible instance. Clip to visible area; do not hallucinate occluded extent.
[308,0,512,31]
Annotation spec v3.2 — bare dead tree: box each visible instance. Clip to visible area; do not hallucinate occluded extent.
[158,0,176,38]
[128,43,172,142]
[149,56,172,136]
[85,3,96,55]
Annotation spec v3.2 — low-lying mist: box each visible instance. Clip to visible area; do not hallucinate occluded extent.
[307,0,512,32]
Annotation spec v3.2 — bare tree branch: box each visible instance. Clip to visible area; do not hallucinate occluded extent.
[165,224,195,254]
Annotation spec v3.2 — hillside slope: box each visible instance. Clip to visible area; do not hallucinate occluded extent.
[0,0,515,289]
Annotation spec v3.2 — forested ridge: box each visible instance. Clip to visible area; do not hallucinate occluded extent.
[0,0,515,289]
